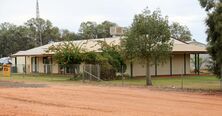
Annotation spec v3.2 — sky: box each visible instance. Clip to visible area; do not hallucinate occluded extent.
[0,0,207,43]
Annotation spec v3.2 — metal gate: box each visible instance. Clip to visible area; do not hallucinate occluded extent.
[83,64,101,81]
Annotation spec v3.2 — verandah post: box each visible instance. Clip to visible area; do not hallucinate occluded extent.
[194,54,197,74]
[198,54,200,75]
[184,53,186,75]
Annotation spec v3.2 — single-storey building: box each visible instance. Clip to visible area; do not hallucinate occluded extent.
[11,37,207,77]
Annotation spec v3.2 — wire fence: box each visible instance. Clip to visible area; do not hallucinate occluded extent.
[0,64,222,91]
[7,64,123,80]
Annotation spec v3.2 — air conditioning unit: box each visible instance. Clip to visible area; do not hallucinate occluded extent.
[110,26,126,36]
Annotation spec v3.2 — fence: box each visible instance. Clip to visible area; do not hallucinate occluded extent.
[1,64,125,81]
[0,63,222,91]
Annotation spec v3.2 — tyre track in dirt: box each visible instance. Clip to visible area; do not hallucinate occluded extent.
[0,94,113,113]
[50,85,222,107]
[1,82,222,116]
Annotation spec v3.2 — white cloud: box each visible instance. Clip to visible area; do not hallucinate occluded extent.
[169,15,204,25]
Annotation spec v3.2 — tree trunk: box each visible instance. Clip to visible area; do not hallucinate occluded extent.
[146,58,152,86]
[130,61,133,79]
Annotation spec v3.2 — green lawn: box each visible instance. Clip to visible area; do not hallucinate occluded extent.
[0,73,73,83]
[110,76,221,90]
[0,73,221,90]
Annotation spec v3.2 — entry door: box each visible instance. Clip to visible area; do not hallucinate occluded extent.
[31,57,38,73]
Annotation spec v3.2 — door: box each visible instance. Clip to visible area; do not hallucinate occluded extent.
[31,57,38,73]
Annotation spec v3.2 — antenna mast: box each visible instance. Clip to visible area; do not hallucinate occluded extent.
[36,0,40,19]
[36,0,42,46]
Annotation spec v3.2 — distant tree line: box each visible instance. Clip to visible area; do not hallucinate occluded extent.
[0,19,117,57]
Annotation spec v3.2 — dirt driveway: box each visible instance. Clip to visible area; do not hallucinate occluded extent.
[0,81,222,116]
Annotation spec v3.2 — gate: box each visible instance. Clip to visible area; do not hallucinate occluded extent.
[83,64,101,81]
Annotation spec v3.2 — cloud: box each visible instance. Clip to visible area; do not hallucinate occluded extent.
[169,15,205,25]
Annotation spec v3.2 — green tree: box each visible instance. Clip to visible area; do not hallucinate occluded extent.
[0,23,16,57]
[97,21,117,38]
[199,0,222,78]
[78,21,117,39]
[0,23,35,57]
[61,29,79,41]
[13,26,36,51]
[47,41,85,75]
[97,40,126,73]
[25,18,61,46]
[47,42,84,65]
[78,21,98,39]
[170,22,192,41]
[82,51,102,64]
[0,18,81,57]
[122,8,173,86]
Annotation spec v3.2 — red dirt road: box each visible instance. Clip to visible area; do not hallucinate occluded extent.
[0,82,222,116]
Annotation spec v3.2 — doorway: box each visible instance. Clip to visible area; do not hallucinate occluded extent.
[31,57,38,73]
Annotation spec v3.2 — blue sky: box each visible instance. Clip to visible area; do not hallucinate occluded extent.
[0,0,207,43]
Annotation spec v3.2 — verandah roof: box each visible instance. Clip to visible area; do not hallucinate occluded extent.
[12,37,207,57]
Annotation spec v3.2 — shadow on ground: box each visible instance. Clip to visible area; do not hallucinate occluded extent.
[0,81,48,88]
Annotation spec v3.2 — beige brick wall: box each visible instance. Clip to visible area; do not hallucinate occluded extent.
[13,54,191,76]
[124,54,190,77]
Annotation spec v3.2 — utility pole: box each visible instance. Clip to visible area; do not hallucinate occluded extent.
[36,0,42,46]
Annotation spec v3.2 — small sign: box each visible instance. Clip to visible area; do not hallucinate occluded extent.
[3,64,11,77]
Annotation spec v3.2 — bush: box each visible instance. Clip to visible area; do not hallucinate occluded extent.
[100,64,116,81]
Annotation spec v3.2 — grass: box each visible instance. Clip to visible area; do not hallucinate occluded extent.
[110,76,221,90]
[0,72,221,90]
[0,73,74,83]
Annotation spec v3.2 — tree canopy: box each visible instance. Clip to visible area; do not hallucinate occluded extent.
[47,42,84,65]
[60,29,79,41]
[122,8,173,85]
[0,17,118,57]
[0,23,35,57]
[79,21,98,39]
[78,21,117,39]
[97,40,126,73]
[25,18,61,46]
[170,22,192,41]
[199,0,222,78]
[0,18,69,57]
[97,21,117,38]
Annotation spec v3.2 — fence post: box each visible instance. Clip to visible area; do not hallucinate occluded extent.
[97,64,100,80]
[50,56,53,78]
[83,64,85,83]
[89,64,92,81]
[73,64,75,79]
[121,65,124,86]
